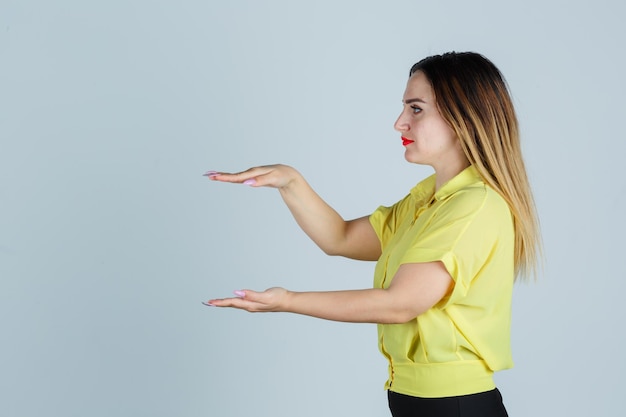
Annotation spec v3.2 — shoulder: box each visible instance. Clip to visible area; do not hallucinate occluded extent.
[434,184,512,232]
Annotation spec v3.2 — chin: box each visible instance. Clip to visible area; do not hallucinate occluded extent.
[404,150,425,165]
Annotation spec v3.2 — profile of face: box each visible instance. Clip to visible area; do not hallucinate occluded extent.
[394,71,467,173]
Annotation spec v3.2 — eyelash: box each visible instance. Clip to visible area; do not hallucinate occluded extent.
[410,105,422,114]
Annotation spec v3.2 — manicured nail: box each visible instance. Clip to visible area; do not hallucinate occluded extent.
[201,301,215,307]
[233,290,245,298]
[243,179,256,186]
[203,170,219,177]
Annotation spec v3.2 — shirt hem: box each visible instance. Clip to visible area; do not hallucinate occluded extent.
[384,360,496,398]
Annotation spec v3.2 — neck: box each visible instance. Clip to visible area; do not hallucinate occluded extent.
[433,158,471,191]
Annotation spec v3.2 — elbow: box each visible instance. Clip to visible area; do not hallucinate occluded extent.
[379,309,422,325]
[319,241,344,257]
[379,299,430,324]
[321,247,341,257]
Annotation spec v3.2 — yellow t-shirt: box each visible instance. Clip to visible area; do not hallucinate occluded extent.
[369,165,515,398]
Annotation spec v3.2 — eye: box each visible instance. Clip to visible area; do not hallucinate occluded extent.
[410,105,422,114]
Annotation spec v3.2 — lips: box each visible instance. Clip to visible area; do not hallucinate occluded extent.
[402,137,415,146]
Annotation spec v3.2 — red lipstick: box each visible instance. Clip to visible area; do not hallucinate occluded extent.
[402,137,415,146]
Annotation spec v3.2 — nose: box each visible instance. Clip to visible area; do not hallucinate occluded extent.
[394,110,409,133]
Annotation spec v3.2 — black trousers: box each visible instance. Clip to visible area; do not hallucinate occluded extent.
[388,389,509,417]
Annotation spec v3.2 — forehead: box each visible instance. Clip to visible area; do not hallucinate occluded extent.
[403,71,434,102]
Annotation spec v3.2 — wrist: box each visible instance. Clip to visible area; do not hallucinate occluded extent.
[281,289,296,313]
[278,166,303,191]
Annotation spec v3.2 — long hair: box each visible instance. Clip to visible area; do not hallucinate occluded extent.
[410,52,541,279]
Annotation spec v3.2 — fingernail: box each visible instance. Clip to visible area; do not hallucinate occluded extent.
[203,170,219,177]
[202,301,215,307]
[233,290,245,298]
[243,179,256,186]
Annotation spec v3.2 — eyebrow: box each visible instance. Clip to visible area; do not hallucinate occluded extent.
[403,97,427,104]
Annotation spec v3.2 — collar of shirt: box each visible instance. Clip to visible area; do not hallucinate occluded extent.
[409,165,482,206]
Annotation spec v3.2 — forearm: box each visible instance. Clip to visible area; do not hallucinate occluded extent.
[279,174,349,256]
[283,288,412,324]
[206,164,379,260]
[206,264,450,321]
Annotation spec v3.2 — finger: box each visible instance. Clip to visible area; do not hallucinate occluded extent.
[203,167,273,185]
[204,290,267,311]
[241,170,278,188]
[206,297,267,312]
[240,166,296,189]
[234,289,266,303]
[203,289,249,306]
[205,296,245,308]
[202,170,253,183]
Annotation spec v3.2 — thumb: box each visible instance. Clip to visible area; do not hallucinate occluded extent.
[234,289,261,301]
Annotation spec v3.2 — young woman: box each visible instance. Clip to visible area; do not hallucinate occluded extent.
[203,52,541,417]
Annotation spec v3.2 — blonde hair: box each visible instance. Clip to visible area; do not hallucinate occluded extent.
[410,52,542,279]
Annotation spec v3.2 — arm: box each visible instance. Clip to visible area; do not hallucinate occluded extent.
[206,165,381,261]
[206,261,453,324]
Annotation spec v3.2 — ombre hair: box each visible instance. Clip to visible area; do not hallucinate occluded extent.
[410,52,541,279]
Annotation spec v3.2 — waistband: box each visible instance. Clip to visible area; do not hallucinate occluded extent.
[386,360,495,398]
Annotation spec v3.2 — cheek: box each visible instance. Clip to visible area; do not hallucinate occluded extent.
[433,122,458,146]
[417,122,446,143]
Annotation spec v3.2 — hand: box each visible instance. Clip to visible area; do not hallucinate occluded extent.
[203,165,300,189]
[204,287,290,312]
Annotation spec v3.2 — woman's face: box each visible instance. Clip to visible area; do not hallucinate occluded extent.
[394,71,465,171]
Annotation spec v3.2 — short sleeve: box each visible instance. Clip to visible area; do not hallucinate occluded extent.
[369,193,412,251]
[399,187,513,306]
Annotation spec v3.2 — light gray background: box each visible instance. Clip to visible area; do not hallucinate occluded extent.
[1,0,624,416]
